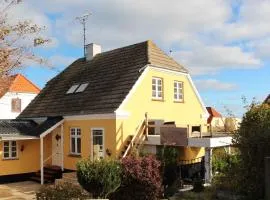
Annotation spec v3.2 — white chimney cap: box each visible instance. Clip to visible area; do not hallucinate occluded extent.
[85,43,101,61]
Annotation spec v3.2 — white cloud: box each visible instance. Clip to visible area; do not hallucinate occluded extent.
[6,0,270,75]
[173,45,261,75]
[48,55,76,67]
[195,79,238,91]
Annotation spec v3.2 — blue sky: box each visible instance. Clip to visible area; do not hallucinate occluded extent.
[7,0,270,117]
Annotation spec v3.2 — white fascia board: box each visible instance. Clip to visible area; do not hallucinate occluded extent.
[188,136,233,148]
[40,119,64,138]
[115,65,150,113]
[0,135,39,141]
[64,112,130,121]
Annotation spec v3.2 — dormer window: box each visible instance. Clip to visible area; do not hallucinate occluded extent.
[66,83,89,94]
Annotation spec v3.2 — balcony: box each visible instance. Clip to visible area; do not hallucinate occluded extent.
[144,123,233,148]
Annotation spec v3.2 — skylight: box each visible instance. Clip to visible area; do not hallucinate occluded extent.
[75,83,89,93]
[66,83,89,94]
[66,84,79,94]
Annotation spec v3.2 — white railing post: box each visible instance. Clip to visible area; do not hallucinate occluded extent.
[40,137,44,185]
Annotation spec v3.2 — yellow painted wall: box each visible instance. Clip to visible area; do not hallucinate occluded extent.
[116,68,207,159]
[0,134,52,176]
[63,119,116,170]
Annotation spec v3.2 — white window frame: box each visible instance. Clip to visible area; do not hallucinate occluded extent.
[70,128,81,155]
[152,77,163,100]
[3,141,18,160]
[174,81,184,102]
[91,128,105,160]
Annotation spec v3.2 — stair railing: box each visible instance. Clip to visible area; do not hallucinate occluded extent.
[122,113,148,158]
[43,151,60,165]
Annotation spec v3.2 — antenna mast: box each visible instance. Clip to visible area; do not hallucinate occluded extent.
[76,12,91,58]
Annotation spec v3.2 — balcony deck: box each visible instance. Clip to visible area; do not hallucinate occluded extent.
[145,124,233,148]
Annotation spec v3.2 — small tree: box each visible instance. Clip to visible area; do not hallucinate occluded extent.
[0,0,49,79]
[232,103,270,199]
[77,159,122,198]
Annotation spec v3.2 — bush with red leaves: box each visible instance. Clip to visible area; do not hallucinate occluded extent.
[109,155,162,200]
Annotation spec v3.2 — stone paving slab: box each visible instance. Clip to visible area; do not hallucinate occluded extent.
[0,181,40,200]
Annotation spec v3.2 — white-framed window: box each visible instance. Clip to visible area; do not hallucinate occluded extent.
[152,77,163,100]
[3,141,17,159]
[91,129,104,160]
[70,128,81,155]
[174,81,183,102]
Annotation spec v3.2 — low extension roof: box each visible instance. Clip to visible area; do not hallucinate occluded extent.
[19,40,188,118]
[0,74,40,98]
[0,117,63,138]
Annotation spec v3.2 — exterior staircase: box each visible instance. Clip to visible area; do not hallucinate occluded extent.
[120,113,149,158]
[30,165,62,183]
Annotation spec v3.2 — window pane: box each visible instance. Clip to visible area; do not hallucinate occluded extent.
[158,79,162,85]
[66,84,79,94]
[158,86,162,91]
[4,142,9,147]
[77,129,81,135]
[158,92,162,98]
[71,138,76,153]
[4,147,9,152]
[71,129,75,135]
[152,85,156,90]
[152,91,156,97]
[11,141,16,146]
[4,153,9,158]
[11,146,16,151]
[77,138,81,154]
[11,151,17,158]
[152,79,155,84]
[75,83,89,93]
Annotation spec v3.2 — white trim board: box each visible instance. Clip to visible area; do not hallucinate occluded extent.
[40,119,65,138]
[64,112,130,121]
[0,136,39,141]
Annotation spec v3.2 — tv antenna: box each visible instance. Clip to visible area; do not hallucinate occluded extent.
[75,12,92,58]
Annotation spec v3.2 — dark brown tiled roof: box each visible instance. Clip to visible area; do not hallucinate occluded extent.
[19,40,188,118]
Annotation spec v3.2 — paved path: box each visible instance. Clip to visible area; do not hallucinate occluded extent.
[0,181,40,200]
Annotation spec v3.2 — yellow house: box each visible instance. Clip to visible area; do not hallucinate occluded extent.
[0,41,230,184]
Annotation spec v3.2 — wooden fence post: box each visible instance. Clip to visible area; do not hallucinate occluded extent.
[145,112,148,140]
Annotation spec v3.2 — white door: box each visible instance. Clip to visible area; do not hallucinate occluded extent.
[91,129,104,160]
[52,130,62,166]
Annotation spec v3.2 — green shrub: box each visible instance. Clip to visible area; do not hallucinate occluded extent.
[36,182,90,200]
[76,158,122,198]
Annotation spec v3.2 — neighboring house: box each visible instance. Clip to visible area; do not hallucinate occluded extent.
[0,41,232,184]
[0,74,40,119]
[206,107,223,132]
